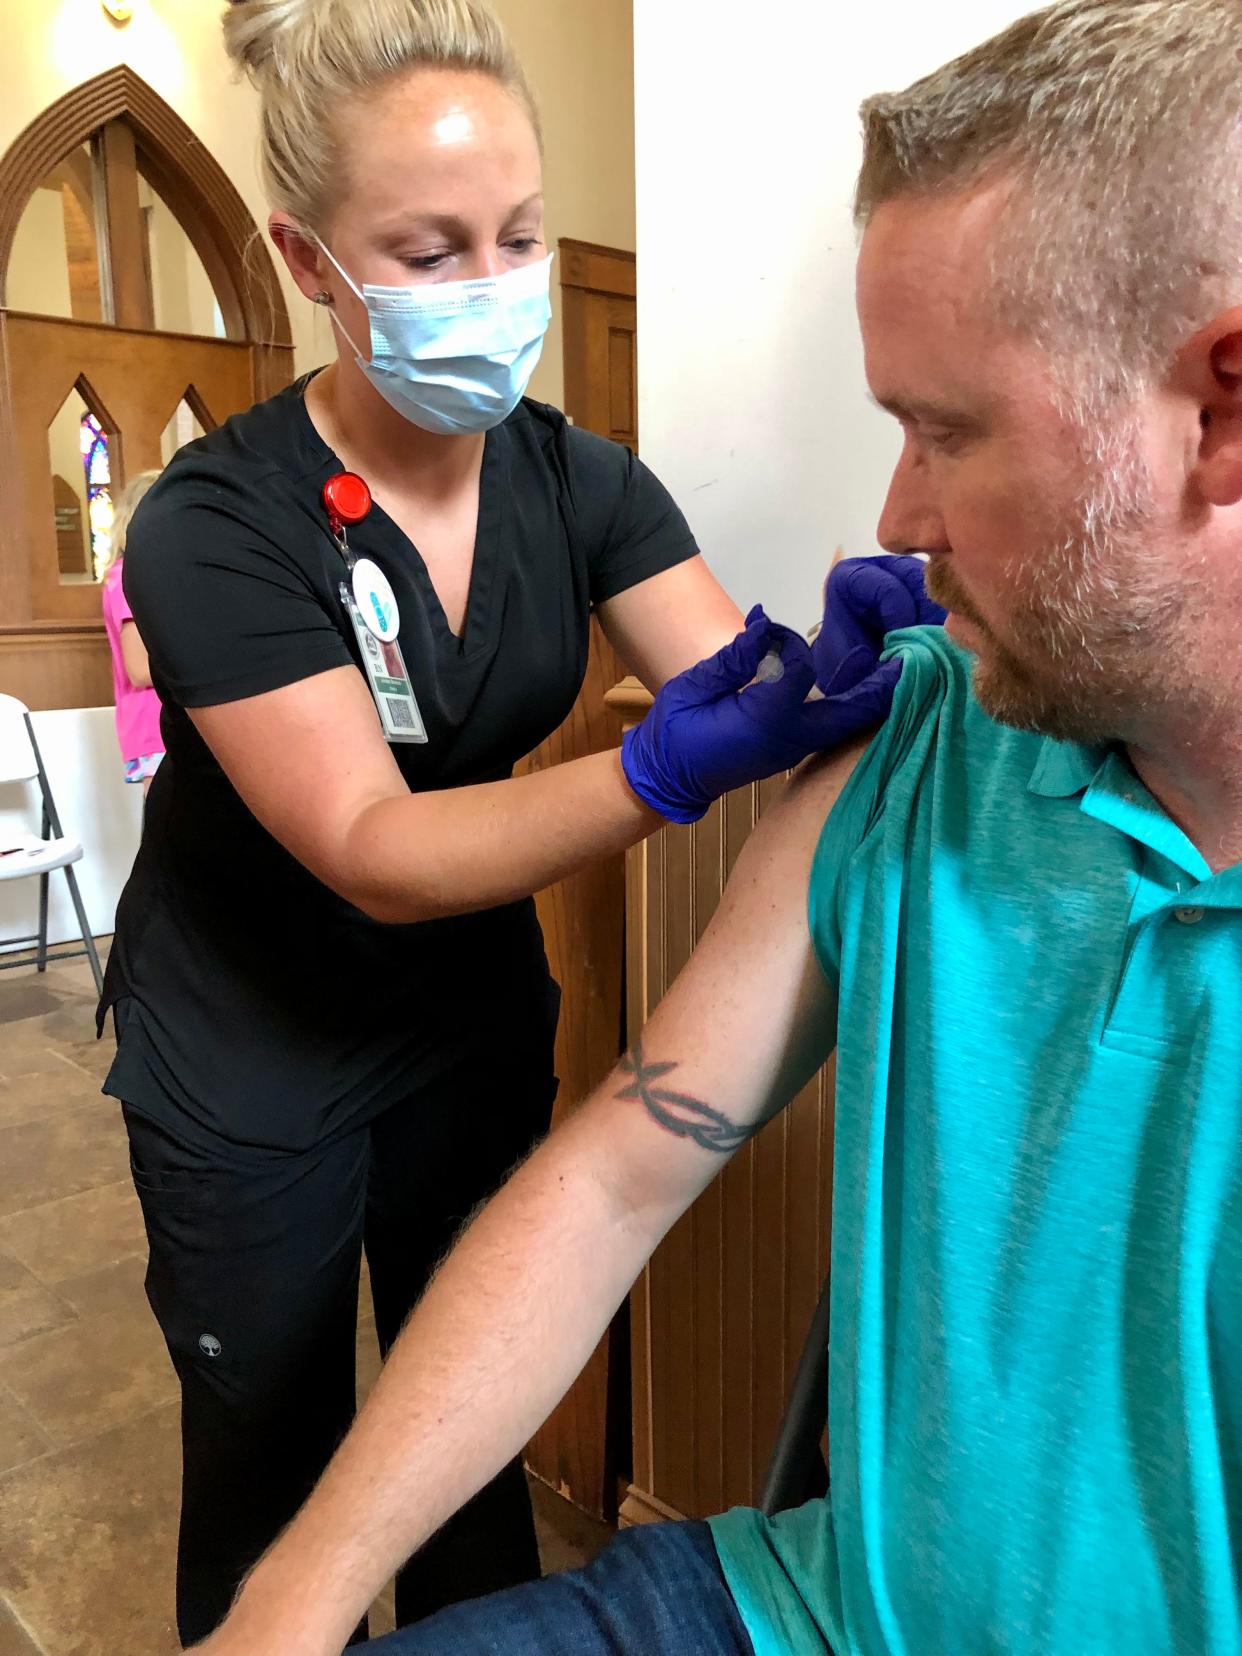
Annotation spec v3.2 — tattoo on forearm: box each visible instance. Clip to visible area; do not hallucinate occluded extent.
[617,1042,754,1154]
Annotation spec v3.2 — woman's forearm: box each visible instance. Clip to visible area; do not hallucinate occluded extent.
[343,748,659,922]
[119,621,153,689]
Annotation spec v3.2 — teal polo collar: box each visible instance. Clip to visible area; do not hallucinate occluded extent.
[1027,736,1111,801]
[1029,735,1242,906]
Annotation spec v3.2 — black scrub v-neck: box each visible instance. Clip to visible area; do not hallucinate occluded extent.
[299,392,506,661]
[100,375,700,1150]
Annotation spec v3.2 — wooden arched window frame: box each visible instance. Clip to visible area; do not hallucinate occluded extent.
[0,65,291,367]
[0,67,294,710]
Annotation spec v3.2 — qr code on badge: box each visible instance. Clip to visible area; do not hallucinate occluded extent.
[385,697,416,730]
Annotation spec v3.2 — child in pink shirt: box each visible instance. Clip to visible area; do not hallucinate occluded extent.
[101,471,164,792]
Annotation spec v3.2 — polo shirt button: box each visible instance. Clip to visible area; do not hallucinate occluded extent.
[1173,906,1206,925]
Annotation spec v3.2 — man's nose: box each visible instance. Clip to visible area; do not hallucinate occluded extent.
[876,440,950,556]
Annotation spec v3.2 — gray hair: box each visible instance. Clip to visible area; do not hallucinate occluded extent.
[855,0,1242,408]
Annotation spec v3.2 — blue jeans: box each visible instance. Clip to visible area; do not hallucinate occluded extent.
[363,1520,755,1655]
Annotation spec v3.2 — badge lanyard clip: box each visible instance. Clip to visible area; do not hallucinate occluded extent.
[322,472,428,745]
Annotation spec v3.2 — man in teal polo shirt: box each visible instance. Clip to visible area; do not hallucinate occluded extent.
[708,622,1242,1655]
[198,4,1241,1656]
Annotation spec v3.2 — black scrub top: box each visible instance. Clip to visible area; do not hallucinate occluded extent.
[99,377,698,1152]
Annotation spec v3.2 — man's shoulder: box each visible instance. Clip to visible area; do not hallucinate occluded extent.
[804,626,1047,978]
[850,623,1042,817]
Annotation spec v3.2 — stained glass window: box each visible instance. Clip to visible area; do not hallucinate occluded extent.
[79,413,113,579]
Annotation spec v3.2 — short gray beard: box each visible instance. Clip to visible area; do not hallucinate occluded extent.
[933,422,1203,744]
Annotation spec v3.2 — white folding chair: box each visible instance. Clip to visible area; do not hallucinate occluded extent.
[0,693,103,994]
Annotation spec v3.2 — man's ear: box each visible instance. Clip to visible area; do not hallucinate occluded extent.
[1178,306,1242,507]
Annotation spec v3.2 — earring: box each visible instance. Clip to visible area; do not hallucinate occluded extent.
[312,290,333,306]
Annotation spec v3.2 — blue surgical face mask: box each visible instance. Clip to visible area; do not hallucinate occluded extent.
[315,243,553,437]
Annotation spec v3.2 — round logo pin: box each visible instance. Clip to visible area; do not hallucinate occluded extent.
[351,558,400,643]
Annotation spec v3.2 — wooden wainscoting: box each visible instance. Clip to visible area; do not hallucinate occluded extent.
[608,678,836,1523]
[0,621,113,711]
[518,619,630,1520]
[519,239,640,1519]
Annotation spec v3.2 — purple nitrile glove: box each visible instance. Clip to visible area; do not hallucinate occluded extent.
[813,555,948,697]
[621,605,903,825]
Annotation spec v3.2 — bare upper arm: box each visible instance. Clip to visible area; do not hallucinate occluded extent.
[119,621,152,691]
[595,556,744,692]
[189,667,409,906]
[574,735,868,1229]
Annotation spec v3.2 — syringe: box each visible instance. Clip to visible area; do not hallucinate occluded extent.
[753,649,825,700]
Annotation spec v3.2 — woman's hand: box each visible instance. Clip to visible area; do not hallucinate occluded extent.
[620,606,902,824]
[812,554,947,696]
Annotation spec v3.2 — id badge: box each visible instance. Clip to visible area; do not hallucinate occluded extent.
[340,582,428,744]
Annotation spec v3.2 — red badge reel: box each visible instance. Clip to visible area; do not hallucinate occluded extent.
[323,470,425,741]
[322,471,372,546]
[322,471,400,646]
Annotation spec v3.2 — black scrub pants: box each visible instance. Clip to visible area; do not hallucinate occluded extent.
[122,1035,558,1647]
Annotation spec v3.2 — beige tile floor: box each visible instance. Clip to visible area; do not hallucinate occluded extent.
[0,949,608,1656]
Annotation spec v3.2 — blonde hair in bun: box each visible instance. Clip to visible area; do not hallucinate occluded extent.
[222,0,540,232]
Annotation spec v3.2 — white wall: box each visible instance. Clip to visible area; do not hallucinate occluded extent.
[633,0,1032,631]
[143,179,225,340]
[8,187,73,318]
[491,0,636,406]
[0,708,142,949]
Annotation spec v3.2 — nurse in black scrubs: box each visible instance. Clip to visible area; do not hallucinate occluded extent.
[99,0,917,1645]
